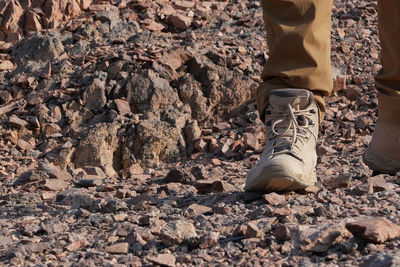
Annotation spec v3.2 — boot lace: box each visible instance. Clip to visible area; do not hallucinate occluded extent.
[265,104,316,160]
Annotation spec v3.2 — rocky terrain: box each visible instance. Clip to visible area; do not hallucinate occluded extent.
[0,0,399,266]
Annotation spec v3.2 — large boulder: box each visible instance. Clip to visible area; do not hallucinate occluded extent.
[12,31,65,63]
[125,69,180,113]
[187,55,257,117]
[74,123,120,177]
[121,105,191,168]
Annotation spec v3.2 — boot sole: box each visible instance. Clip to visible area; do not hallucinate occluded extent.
[363,146,400,175]
[245,165,317,192]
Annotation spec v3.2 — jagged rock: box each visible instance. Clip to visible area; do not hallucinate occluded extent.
[176,73,209,121]
[187,55,257,117]
[147,253,176,267]
[13,171,49,186]
[362,252,400,267]
[82,78,107,113]
[293,221,352,253]
[105,242,129,254]
[125,69,180,113]
[74,123,120,177]
[121,106,190,167]
[346,217,400,243]
[56,188,96,211]
[12,31,65,63]
[157,220,198,246]
[165,169,196,185]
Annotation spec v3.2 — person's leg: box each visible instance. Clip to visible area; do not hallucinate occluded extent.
[257,0,333,122]
[246,0,333,192]
[364,0,400,174]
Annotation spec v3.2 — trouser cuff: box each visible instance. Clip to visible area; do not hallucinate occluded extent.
[378,93,400,125]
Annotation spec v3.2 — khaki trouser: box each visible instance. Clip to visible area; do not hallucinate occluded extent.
[258,0,400,125]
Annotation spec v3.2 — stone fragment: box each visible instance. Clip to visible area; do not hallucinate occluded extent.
[42,179,70,191]
[169,14,192,30]
[17,139,34,151]
[65,240,89,251]
[184,203,212,218]
[232,225,247,237]
[74,123,119,177]
[346,217,400,243]
[0,236,13,247]
[263,192,286,206]
[194,138,207,152]
[324,173,351,190]
[74,178,103,188]
[43,123,61,137]
[56,188,96,211]
[273,224,295,241]
[294,222,351,252]
[82,78,107,112]
[245,218,277,239]
[147,253,176,267]
[361,252,400,267]
[199,232,219,249]
[174,0,195,9]
[367,175,393,193]
[114,99,131,116]
[105,242,129,254]
[52,170,73,181]
[126,69,179,113]
[165,169,196,185]
[12,32,65,63]
[243,132,259,150]
[185,121,201,145]
[9,115,27,128]
[25,10,42,32]
[158,220,198,246]
[0,60,14,71]
[14,171,48,185]
[333,75,347,92]
[194,180,234,193]
[190,165,207,180]
[83,166,106,178]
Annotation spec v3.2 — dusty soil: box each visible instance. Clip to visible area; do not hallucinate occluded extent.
[1,0,400,266]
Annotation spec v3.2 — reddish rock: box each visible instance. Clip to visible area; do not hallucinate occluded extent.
[263,192,286,206]
[243,132,259,150]
[9,115,27,128]
[195,138,208,152]
[42,179,70,191]
[232,225,247,237]
[184,203,212,218]
[105,242,129,254]
[17,139,34,151]
[25,10,42,32]
[114,99,131,116]
[0,60,14,71]
[147,253,176,267]
[346,217,400,243]
[199,232,219,249]
[169,14,192,30]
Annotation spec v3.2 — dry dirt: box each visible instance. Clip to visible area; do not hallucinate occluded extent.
[1,0,400,266]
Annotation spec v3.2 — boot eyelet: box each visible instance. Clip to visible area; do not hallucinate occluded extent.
[310,109,317,114]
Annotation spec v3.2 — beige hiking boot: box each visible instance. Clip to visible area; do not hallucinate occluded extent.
[363,94,400,175]
[363,122,400,175]
[245,89,319,192]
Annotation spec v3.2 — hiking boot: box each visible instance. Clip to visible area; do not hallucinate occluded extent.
[245,89,319,192]
[363,122,400,175]
[363,94,400,175]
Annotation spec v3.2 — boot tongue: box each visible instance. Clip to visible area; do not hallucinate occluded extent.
[269,89,313,111]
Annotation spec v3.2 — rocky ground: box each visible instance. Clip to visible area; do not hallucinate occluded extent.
[0,0,399,266]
